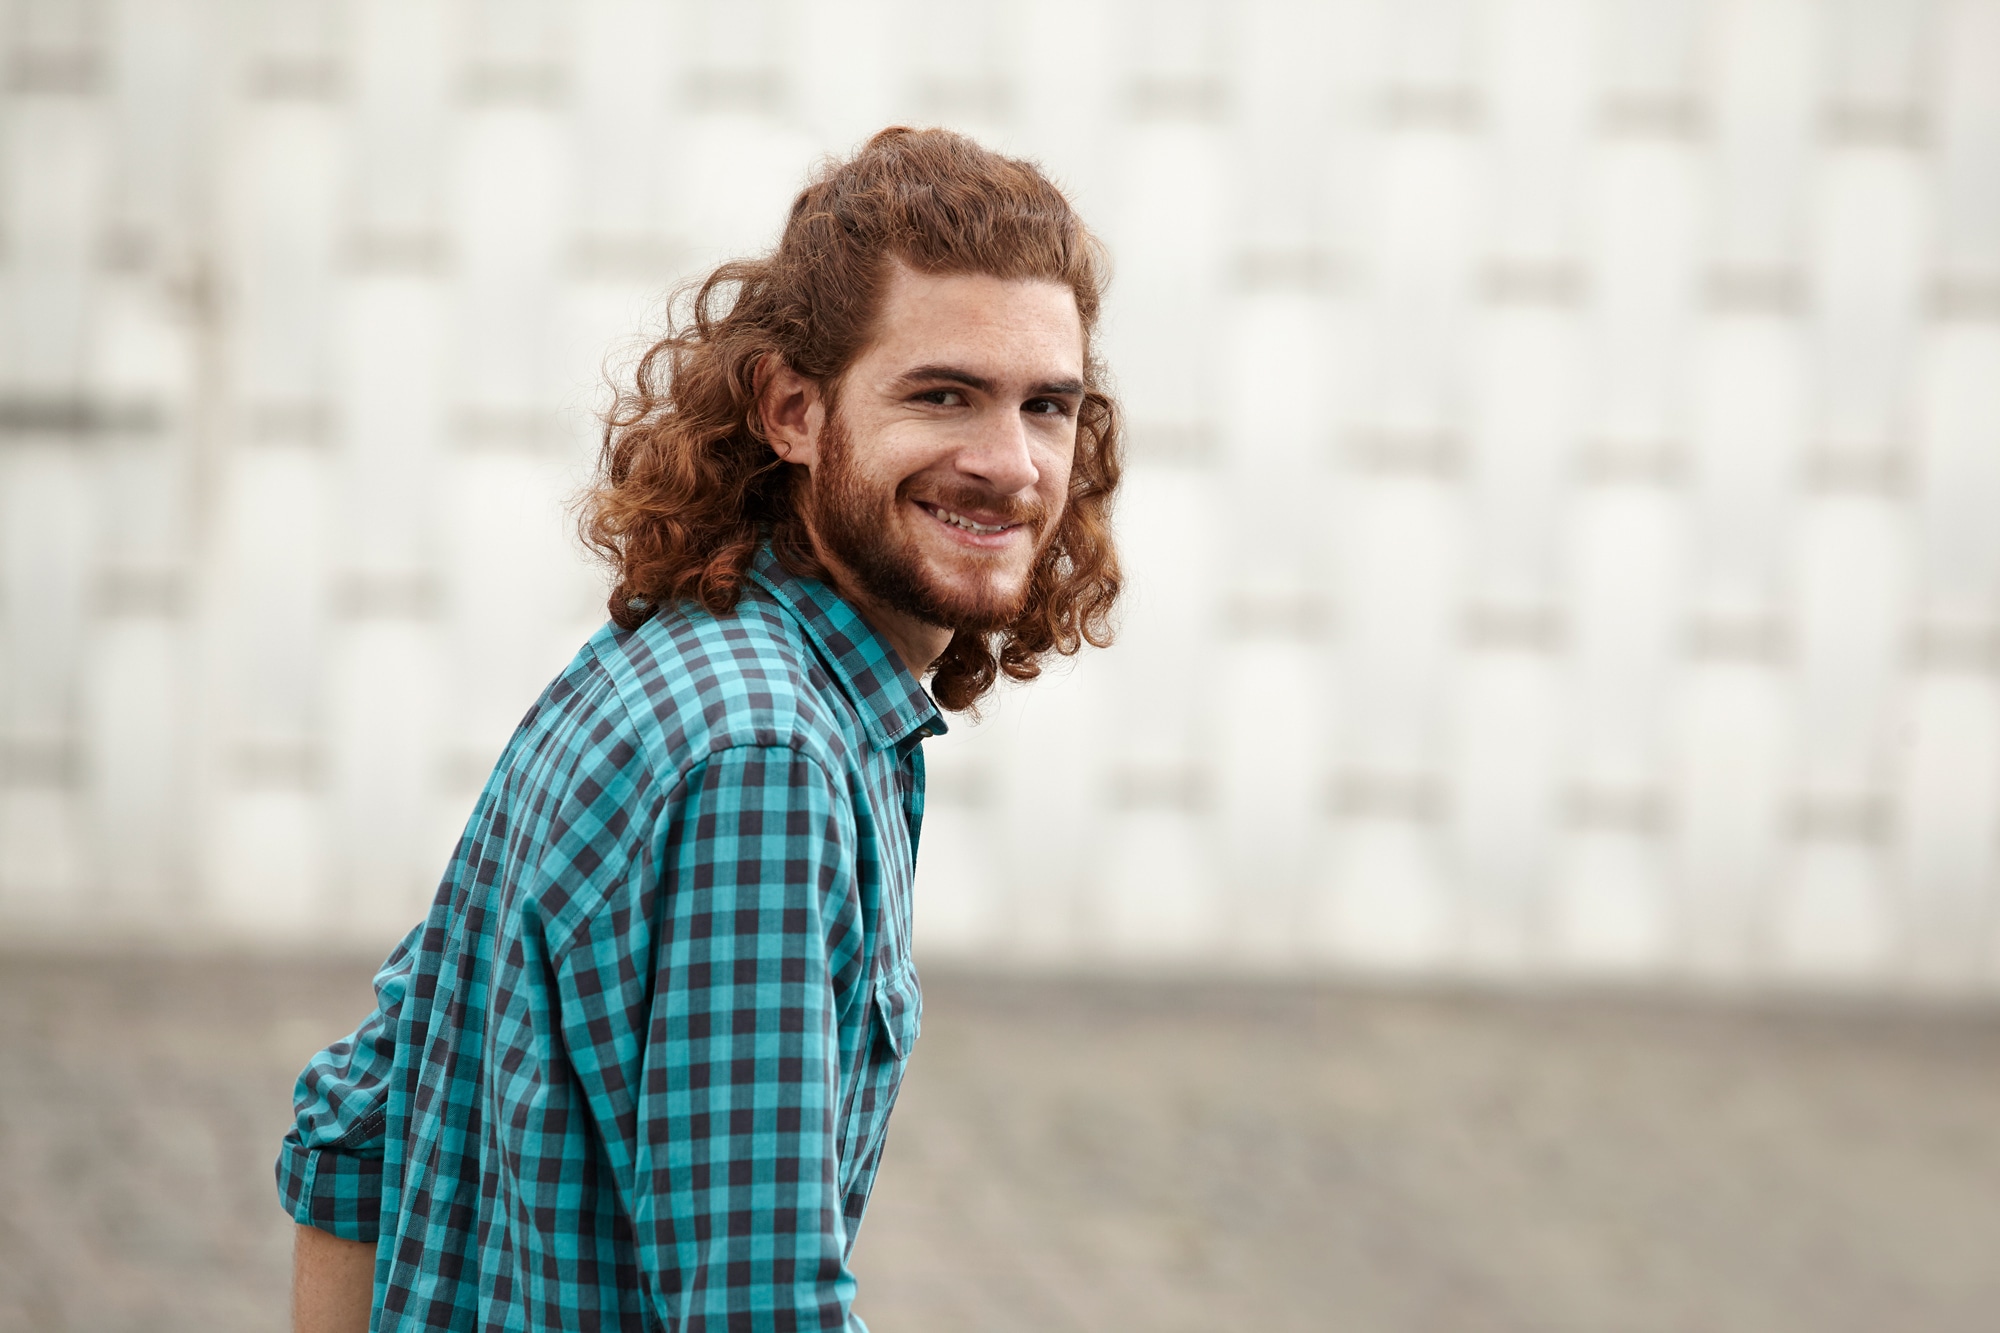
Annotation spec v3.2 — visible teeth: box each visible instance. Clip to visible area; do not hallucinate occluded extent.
[930,505,1008,535]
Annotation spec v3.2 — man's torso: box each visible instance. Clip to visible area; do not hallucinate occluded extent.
[278,549,941,1330]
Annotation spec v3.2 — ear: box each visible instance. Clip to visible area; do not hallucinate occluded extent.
[759,359,827,469]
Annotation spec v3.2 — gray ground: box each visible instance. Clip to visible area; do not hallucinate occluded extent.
[2,955,1998,1333]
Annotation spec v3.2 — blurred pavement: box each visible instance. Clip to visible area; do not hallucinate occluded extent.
[2,955,1998,1332]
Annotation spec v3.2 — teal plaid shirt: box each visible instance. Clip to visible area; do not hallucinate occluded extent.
[276,546,944,1331]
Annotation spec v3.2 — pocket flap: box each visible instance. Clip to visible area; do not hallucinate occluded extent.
[872,962,923,1060]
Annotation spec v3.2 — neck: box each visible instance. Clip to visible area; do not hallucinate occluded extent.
[848,588,955,679]
[810,549,953,679]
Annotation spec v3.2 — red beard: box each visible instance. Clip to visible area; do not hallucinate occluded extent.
[806,406,1051,633]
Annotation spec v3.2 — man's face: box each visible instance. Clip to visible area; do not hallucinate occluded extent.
[805,263,1085,632]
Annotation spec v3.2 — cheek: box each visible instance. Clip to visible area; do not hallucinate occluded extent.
[1040,436,1077,504]
[842,431,925,495]
[878,421,965,482]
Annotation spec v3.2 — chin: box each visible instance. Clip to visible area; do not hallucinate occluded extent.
[912,561,1032,633]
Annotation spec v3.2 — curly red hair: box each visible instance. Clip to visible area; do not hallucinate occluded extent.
[581,127,1121,711]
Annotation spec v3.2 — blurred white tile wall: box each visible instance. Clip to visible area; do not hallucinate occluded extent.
[2,0,1996,988]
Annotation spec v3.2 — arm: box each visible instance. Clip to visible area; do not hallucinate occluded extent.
[292,1224,374,1333]
[564,745,867,1330]
[276,930,418,1318]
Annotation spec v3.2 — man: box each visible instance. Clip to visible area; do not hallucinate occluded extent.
[278,126,1121,1331]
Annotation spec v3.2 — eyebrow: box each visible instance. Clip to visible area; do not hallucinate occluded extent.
[895,364,1086,399]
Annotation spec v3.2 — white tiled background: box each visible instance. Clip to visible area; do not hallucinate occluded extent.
[1,0,1996,989]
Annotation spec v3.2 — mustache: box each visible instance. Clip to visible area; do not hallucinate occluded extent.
[899,480,1048,529]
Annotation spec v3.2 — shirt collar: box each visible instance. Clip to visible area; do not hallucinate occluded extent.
[746,544,947,753]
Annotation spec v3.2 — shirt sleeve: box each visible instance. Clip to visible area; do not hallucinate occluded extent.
[275,925,419,1241]
[563,743,867,1332]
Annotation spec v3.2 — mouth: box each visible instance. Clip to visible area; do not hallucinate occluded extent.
[914,500,1027,545]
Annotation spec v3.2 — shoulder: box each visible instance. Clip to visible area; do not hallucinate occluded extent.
[581,586,853,781]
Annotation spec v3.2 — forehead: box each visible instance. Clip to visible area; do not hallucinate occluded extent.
[859,262,1084,377]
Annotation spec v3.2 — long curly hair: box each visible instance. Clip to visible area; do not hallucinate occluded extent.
[580,127,1122,712]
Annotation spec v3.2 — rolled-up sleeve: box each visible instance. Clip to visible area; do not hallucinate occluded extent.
[276,928,418,1241]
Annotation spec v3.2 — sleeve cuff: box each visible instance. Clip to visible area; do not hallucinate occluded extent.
[276,1140,384,1242]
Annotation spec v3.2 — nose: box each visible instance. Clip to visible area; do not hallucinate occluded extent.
[955,408,1041,497]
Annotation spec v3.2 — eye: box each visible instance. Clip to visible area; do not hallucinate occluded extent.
[916,388,966,407]
[1024,398,1073,418]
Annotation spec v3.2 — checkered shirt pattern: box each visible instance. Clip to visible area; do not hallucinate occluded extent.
[276,545,944,1331]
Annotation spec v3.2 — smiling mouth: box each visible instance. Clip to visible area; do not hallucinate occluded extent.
[916,501,1021,536]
